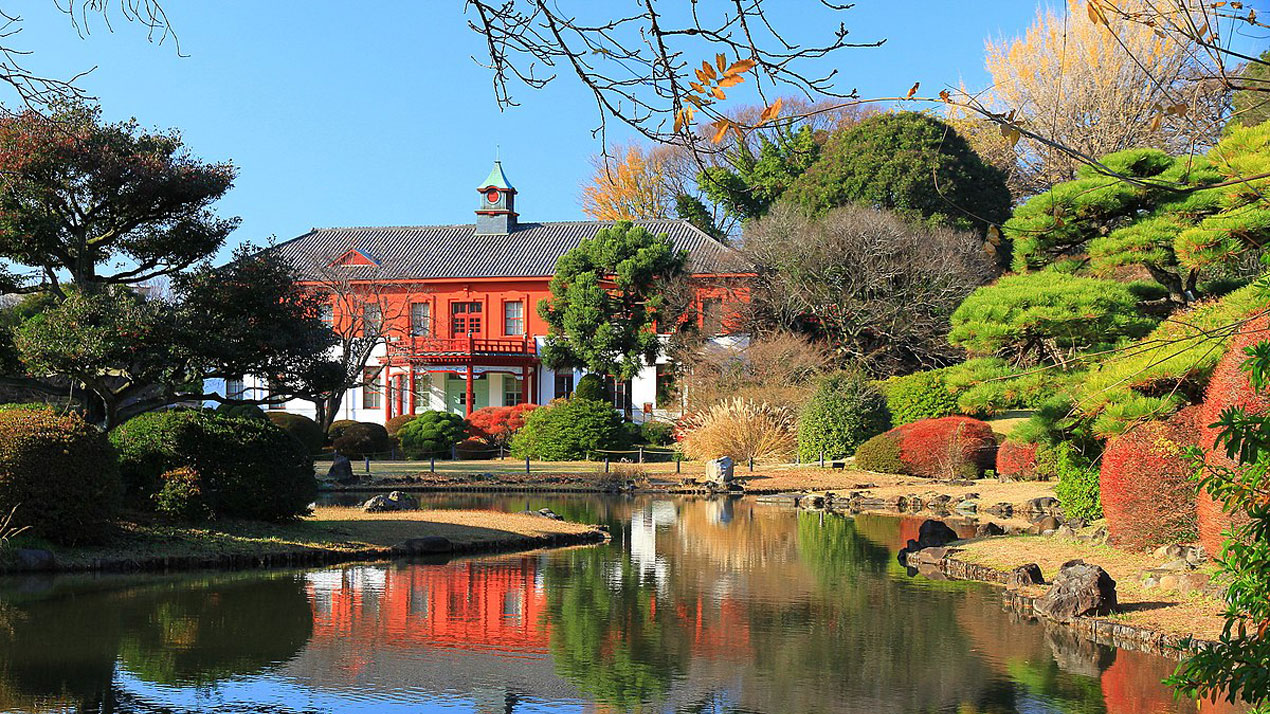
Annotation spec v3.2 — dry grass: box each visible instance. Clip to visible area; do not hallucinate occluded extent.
[955,535,1229,640]
[679,398,797,462]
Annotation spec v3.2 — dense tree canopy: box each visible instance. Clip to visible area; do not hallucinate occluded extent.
[698,125,819,225]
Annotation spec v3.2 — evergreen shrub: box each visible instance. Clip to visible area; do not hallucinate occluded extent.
[796,372,889,461]
[396,411,467,459]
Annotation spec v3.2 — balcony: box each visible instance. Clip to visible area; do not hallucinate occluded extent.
[385,335,537,363]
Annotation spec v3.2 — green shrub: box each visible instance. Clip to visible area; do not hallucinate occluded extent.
[266,413,324,455]
[397,411,467,459]
[882,370,958,426]
[573,374,606,401]
[797,371,889,461]
[111,411,315,521]
[330,421,391,459]
[1050,442,1103,520]
[384,414,418,437]
[0,409,119,544]
[0,402,55,413]
[215,403,268,421]
[641,420,675,446]
[853,433,904,474]
[328,419,357,440]
[510,398,626,461]
[153,467,213,521]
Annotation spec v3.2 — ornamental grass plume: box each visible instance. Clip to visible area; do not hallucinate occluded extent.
[678,398,796,462]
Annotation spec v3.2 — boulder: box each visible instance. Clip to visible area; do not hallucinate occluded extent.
[705,456,735,485]
[536,508,563,521]
[391,536,452,555]
[974,522,1006,538]
[1026,496,1061,515]
[1008,563,1045,587]
[328,453,357,484]
[1031,515,1062,535]
[898,519,960,566]
[1034,560,1118,623]
[14,548,55,571]
[362,490,420,513]
[984,502,1014,518]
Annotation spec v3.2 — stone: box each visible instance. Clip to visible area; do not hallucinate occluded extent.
[537,508,563,521]
[1054,524,1078,539]
[1026,496,1061,515]
[974,522,1006,538]
[1031,516,1062,535]
[907,546,959,568]
[898,519,961,566]
[14,548,55,571]
[392,536,452,555]
[1008,563,1045,587]
[1034,559,1118,623]
[362,490,420,513]
[955,499,979,515]
[985,502,1014,518]
[705,457,735,485]
[906,496,925,513]
[328,454,356,484]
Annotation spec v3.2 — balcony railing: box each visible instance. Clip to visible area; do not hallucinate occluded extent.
[387,335,536,358]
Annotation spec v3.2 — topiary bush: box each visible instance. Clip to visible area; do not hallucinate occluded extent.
[266,413,325,455]
[454,437,496,459]
[111,410,316,521]
[511,397,627,461]
[882,370,959,426]
[215,403,268,421]
[996,440,1040,481]
[573,374,606,401]
[0,409,119,544]
[852,416,997,479]
[641,420,675,446]
[384,414,418,437]
[853,432,905,474]
[466,404,539,447]
[330,421,391,459]
[152,467,213,521]
[397,411,467,459]
[1099,407,1199,550]
[797,372,889,461]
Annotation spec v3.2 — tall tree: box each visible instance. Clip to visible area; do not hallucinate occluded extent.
[1227,50,1270,131]
[580,143,675,220]
[698,124,820,225]
[539,221,687,417]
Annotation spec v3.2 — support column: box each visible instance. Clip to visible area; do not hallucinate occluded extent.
[465,361,475,417]
[521,365,530,404]
[530,366,538,404]
[384,364,394,420]
[408,365,417,415]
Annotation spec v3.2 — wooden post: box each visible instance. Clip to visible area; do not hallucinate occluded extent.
[604,457,610,473]
[364,456,371,473]
[638,446,644,463]
[525,456,530,474]
[408,365,417,415]
[529,366,538,404]
[465,360,475,418]
[675,457,681,474]
[430,455,435,473]
[384,365,394,420]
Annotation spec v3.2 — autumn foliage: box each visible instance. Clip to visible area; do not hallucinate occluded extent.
[1099,407,1200,551]
[466,404,540,446]
[995,440,1039,480]
[856,416,997,479]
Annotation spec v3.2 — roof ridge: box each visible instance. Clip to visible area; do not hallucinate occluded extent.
[310,217,689,232]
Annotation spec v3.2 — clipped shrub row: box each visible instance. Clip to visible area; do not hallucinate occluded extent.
[855,416,997,479]
[1099,407,1199,549]
[511,397,628,461]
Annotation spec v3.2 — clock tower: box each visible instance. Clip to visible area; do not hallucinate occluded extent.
[475,160,518,235]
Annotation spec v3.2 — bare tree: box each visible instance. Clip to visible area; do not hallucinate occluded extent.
[742,204,995,376]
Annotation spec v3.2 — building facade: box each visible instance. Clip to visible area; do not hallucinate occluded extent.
[224,162,749,425]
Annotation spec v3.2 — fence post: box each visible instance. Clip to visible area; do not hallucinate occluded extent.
[499,444,505,460]
[675,456,681,475]
[451,444,458,460]
[525,456,531,475]
[638,446,644,464]
[364,456,371,473]
[430,455,435,473]
[604,456,610,474]
[819,451,824,468]
[748,456,754,472]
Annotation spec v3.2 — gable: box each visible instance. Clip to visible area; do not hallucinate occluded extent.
[328,248,381,267]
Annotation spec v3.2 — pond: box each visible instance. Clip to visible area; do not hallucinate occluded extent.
[0,495,1240,713]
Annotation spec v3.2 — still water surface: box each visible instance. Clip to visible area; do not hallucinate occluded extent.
[0,495,1238,713]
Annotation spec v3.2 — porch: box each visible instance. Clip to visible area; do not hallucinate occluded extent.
[378,360,541,418]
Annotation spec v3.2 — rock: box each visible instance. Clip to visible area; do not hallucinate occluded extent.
[1031,516,1062,535]
[391,536,452,555]
[362,490,420,513]
[1079,526,1109,546]
[14,548,55,571]
[328,454,356,484]
[898,519,961,566]
[974,522,1006,538]
[1026,496,1061,515]
[955,499,979,515]
[1034,560,1118,623]
[961,492,981,501]
[906,496,925,513]
[1154,543,1207,565]
[885,495,906,511]
[907,546,959,568]
[537,508,563,521]
[705,456,735,485]
[1055,524,1078,539]
[798,494,825,510]
[1008,563,1045,587]
[985,502,1014,518]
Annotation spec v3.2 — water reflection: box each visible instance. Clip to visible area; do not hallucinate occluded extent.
[0,495,1244,713]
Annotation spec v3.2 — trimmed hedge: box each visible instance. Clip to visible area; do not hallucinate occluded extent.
[153,467,213,521]
[853,416,997,478]
[1050,442,1103,521]
[796,372,889,461]
[111,411,316,521]
[384,414,418,437]
[995,440,1040,480]
[882,370,958,426]
[1099,407,1199,550]
[641,420,675,446]
[573,374,605,401]
[330,421,391,459]
[0,409,119,544]
[215,403,268,421]
[397,411,467,459]
[266,413,325,455]
[853,432,905,474]
[510,397,626,461]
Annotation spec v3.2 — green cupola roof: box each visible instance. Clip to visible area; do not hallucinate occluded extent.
[478,160,515,191]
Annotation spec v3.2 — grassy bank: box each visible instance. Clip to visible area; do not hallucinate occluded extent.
[2,507,607,574]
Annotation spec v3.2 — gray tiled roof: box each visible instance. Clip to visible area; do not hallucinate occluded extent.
[270,219,750,281]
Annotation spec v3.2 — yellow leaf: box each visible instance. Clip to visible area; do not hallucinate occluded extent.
[716,53,728,74]
[690,81,705,94]
[758,97,783,124]
[906,81,920,99]
[1087,0,1106,25]
[718,74,745,88]
[695,68,709,84]
[726,58,757,76]
[674,111,683,134]
[685,94,705,108]
[1148,114,1163,131]
[711,119,732,144]
[701,60,717,81]
[711,86,726,100]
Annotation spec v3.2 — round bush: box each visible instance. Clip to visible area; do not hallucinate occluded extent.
[854,416,996,478]
[153,467,213,521]
[996,440,1040,480]
[330,421,391,459]
[510,398,626,461]
[641,420,675,446]
[797,372,890,461]
[573,374,606,401]
[0,409,119,544]
[883,370,959,426]
[111,411,316,521]
[466,404,539,446]
[1048,442,1102,521]
[215,403,268,421]
[397,411,467,459]
[266,413,325,455]
[853,433,904,474]
[1100,407,1199,550]
[454,437,496,460]
[384,414,418,437]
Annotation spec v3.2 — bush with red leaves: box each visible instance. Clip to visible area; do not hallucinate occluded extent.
[855,416,997,479]
[455,437,497,460]
[1100,406,1199,551]
[465,403,539,446]
[996,440,1039,480]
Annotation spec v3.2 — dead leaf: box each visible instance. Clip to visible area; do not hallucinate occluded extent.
[718,74,745,88]
[906,81,920,99]
[939,89,951,103]
[726,58,757,76]
[701,60,717,81]
[716,53,728,74]
[711,118,732,144]
[758,97,783,124]
[711,86,726,100]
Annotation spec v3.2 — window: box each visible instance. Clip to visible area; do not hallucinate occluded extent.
[362,304,383,337]
[362,367,383,409]
[410,302,431,337]
[225,376,246,400]
[451,301,482,336]
[267,378,286,410]
[504,378,523,406]
[318,303,334,328]
[554,373,574,400]
[701,297,724,335]
[503,300,524,336]
[603,375,629,412]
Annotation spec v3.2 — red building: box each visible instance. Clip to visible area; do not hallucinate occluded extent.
[235,161,750,423]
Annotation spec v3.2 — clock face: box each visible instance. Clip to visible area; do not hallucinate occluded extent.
[485,189,501,204]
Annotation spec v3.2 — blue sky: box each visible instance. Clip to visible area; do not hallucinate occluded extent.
[12,1,1264,258]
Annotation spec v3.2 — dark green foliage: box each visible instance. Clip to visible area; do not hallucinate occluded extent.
[152,467,213,521]
[573,374,606,401]
[266,412,325,455]
[215,403,268,421]
[620,421,643,448]
[641,420,675,446]
[949,273,1156,365]
[1050,443,1102,520]
[699,125,820,223]
[330,421,391,459]
[781,112,1011,233]
[539,222,688,384]
[673,194,725,242]
[111,411,315,521]
[882,371,958,426]
[1226,50,1270,131]
[510,398,627,461]
[797,372,890,460]
[853,433,904,474]
[396,411,467,459]
[383,414,418,436]
[0,409,119,544]
[943,359,1085,418]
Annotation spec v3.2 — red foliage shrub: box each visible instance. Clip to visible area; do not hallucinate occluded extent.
[866,416,997,479]
[995,440,1039,480]
[466,403,539,446]
[384,414,418,436]
[1099,407,1199,551]
[1194,315,1269,555]
[454,437,497,460]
